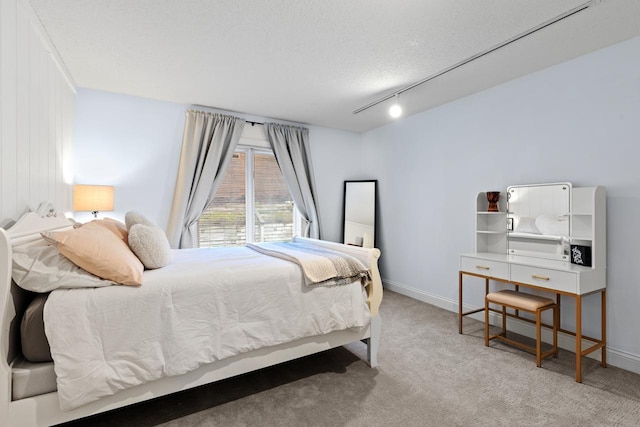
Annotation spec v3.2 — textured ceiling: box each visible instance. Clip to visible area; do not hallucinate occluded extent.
[29,0,640,132]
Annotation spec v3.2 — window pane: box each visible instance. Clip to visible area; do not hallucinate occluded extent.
[198,152,246,247]
[253,153,294,242]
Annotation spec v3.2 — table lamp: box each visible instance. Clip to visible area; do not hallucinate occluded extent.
[73,184,114,218]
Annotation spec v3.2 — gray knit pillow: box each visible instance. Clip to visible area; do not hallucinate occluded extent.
[124,211,155,230]
[128,224,172,269]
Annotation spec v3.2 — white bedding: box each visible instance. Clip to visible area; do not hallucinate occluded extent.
[44,247,369,411]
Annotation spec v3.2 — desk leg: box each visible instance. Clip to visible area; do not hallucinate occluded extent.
[576,294,582,383]
[602,289,607,368]
[459,271,463,334]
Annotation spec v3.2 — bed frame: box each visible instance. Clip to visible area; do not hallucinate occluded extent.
[0,212,383,427]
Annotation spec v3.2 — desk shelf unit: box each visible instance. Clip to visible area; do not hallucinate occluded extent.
[475,192,508,254]
[460,184,606,383]
[569,186,606,269]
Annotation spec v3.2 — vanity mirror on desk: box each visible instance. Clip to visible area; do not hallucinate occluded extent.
[459,182,606,382]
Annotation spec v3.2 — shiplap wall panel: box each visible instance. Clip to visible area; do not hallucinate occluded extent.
[1,0,18,221]
[38,43,49,208]
[49,64,56,204]
[0,0,75,222]
[55,70,62,207]
[28,27,40,205]
[63,81,73,209]
[16,4,29,212]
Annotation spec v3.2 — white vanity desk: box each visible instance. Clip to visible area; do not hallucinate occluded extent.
[458,183,606,382]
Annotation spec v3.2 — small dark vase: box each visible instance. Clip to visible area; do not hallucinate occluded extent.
[486,191,500,212]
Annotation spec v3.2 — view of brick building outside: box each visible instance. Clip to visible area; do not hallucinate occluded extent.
[198,152,295,247]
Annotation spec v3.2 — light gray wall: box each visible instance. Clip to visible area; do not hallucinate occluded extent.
[362,36,640,370]
[307,126,364,243]
[0,0,75,223]
[73,89,186,226]
[73,90,364,239]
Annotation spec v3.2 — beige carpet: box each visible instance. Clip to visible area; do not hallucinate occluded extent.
[62,291,640,426]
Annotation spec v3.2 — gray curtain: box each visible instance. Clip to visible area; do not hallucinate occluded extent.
[166,111,245,248]
[263,123,321,239]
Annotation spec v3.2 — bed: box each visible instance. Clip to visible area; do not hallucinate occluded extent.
[0,211,383,426]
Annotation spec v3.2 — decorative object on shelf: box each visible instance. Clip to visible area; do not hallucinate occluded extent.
[507,217,514,231]
[486,191,500,212]
[35,201,57,217]
[570,245,592,267]
[73,184,115,218]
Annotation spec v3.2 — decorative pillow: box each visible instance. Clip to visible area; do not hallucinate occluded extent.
[125,211,155,230]
[515,217,542,235]
[12,244,114,292]
[41,221,143,286]
[21,294,53,362]
[535,214,569,236]
[128,224,172,269]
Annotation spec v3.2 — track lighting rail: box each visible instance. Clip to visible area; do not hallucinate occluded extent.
[352,0,597,115]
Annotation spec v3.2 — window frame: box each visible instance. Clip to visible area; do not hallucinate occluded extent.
[196,129,301,247]
[241,144,301,244]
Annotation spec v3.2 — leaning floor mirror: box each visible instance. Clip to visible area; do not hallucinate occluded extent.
[342,180,377,248]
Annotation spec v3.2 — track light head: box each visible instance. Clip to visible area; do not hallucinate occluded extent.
[389,94,402,118]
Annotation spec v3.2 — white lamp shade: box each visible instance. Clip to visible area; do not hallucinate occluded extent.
[73,185,114,212]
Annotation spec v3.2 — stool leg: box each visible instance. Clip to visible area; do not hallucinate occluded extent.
[484,297,489,346]
[536,308,542,367]
[553,305,559,358]
[502,305,507,334]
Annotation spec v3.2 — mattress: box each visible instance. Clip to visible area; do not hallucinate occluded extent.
[12,356,57,400]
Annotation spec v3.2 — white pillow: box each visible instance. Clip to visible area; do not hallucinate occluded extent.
[125,211,155,230]
[12,245,114,292]
[128,224,172,269]
[535,214,568,236]
[515,217,542,235]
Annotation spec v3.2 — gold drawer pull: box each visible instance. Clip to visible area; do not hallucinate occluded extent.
[532,274,550,281]
[476,265,490,270]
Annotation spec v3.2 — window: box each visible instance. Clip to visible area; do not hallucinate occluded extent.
[197,147,298,247]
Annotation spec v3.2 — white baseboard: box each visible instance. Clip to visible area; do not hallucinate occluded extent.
[383,279,640,375]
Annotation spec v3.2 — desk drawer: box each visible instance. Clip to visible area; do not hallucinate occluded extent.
[460,257,508,280]
[510,264,577,293]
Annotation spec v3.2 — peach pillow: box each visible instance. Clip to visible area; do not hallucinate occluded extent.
[41,221,143,285]
[87,218,129,243]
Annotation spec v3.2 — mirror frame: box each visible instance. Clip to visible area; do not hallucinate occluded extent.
[342,180,378,248]
[507,182,572,261]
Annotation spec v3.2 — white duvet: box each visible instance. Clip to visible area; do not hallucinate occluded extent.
[44,247,370,411]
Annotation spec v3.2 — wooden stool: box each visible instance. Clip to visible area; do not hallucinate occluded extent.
[485,290,558,367]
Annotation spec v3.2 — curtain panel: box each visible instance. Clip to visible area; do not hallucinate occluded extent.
[166,111,245,248]
[264,123,321,239]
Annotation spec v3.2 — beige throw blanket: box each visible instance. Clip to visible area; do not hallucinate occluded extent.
[246,241,370,287]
